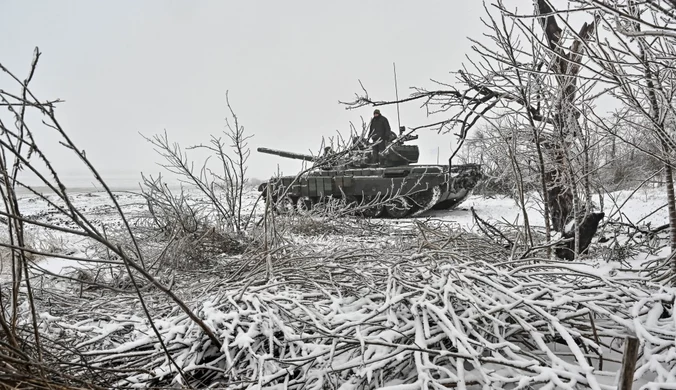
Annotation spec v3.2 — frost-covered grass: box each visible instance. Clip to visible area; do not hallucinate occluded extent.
[3,186,675,389]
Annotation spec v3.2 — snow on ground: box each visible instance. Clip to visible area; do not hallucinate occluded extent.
[2,185,674,388]
[3,184,671,283]
[0,186,265,282]
[0,190,148,282]
[449,186,671,231]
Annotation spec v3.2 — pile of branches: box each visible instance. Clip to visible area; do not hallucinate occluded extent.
[28,222,675,389]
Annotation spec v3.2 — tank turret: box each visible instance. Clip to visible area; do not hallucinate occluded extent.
[258,133,422,170]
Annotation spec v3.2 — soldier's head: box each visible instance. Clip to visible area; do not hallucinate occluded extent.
[373,109,381,117]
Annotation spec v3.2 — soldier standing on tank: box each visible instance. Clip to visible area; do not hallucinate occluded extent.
[368,109,392,163]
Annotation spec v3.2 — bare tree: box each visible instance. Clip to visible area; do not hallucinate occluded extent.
[343,1,606,259]
[581,0,676,253]
[489,0,676,274]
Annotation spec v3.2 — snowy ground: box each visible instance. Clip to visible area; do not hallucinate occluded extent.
[8,184,671,276]
[1,187,261,281]
[3,185,671,298]
[2,185,674,388]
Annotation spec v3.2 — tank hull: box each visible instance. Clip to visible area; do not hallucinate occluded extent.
[258,163,482,218]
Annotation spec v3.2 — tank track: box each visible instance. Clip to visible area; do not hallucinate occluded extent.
[270,184,473,219]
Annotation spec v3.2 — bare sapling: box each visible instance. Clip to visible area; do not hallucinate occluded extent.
[141,92,256,239]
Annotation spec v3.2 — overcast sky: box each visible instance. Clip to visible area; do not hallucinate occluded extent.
[1,0,534,189]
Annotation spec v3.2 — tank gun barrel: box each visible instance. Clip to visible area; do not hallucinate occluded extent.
[257,147,318,162]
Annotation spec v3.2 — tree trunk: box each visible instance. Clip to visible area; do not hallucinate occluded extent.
[536,0,599,244]
[664,161,676,254]
[545,148,574,232]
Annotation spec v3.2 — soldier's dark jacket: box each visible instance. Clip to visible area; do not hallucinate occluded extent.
[369,115,391,142]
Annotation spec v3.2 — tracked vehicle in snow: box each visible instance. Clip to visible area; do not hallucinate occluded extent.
[257,131,483,219]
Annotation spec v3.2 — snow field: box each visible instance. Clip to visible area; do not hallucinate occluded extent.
[2,185,674,388]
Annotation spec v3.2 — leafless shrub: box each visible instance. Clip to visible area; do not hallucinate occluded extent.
[141,92,257,236]
[132,92,260,273]
[0,48,224,388]
[140,173,207,237]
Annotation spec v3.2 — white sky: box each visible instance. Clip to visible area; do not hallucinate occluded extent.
[1,0,540,188]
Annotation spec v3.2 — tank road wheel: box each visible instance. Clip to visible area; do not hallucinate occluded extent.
[385,196,412,219]
[410,186,442,217]
[360,196,384,218]
[274,196,296,215]
[296,196,315,215]
[362,204,384,218]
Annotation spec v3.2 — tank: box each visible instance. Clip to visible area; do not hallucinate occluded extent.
[256,132,483,219]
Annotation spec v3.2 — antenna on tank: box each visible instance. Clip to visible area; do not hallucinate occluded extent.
[393,62,403,134]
